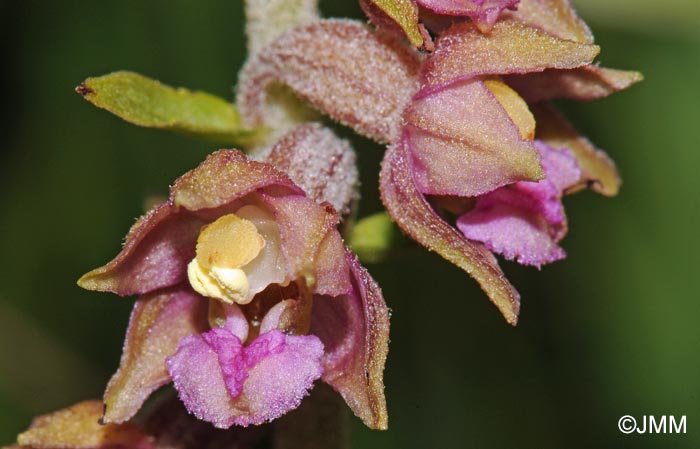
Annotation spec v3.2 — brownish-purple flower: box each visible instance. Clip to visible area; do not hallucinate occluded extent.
[235,0,641,324]
[78,149,389,429]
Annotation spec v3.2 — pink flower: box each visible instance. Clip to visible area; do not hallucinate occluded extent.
[235,0,641,324]
[78,148,389,429]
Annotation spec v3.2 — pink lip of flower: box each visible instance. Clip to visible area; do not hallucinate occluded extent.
[455,140,582,267]
[78,150,390,430]
[235,0,642,325]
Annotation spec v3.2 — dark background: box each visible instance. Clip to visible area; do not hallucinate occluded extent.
[1,1,698,448]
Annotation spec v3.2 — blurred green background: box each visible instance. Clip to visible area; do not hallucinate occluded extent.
[1,1,698,448]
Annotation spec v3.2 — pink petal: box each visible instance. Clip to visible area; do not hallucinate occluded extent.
[416,0,520,33]
[313,229,354,297]
[457,202,567,266]
[312,251,390,429]
[103,286,207,424]
[379,136,521,325]
[236,20,421,143]
[421,20,599,92]
[167,334,240,428]
[256,123,358,216]
[77,204,204,296]
[505,65,644,103]
[457,142,581,267]
[170,150,303,212]
[263,194,352,297]
[239,331,323,424]
[167,329,324,428]
[404,79,544,197]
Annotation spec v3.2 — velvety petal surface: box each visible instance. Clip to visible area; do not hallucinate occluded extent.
[311,252,390,429]
[416,0,520,33]
[238,331,324,423]
[421,20,599,92]
[237,20,421,143]
[457,142,581,266]
[405,80,544,196]
[505,65,643,103]
[255,123,359,216]
[171,150,303,212]
[532,103,621,196]
[313,230,354,297]
[77,205,204,296]
[458,203,567,266]
[17,401,153,449]
[166,334,237,429]
[167,328,324,428]
[103,287,207,424]
[262,195,352,297]
[380,138,521,324]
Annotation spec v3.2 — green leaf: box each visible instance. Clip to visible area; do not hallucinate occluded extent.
[348,212,401,264]
[76,71,266,147]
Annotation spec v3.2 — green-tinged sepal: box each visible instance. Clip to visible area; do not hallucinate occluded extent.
[76,71,265,147]
[349,212,401,264]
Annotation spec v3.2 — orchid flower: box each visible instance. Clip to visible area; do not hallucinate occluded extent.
[71,1,388,430]
[77,139,389,429]
[4,0,644,445]
[235,0,641,324]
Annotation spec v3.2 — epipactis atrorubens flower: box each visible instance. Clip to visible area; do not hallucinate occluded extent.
[235,0,642,324]
[77,148,389,430]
